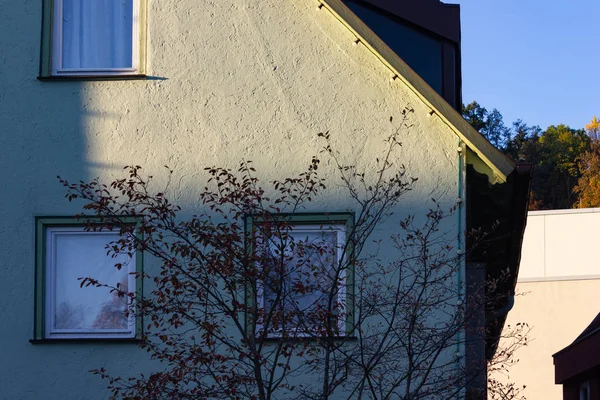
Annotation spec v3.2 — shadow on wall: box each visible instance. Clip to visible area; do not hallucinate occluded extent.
[0,19,92,397]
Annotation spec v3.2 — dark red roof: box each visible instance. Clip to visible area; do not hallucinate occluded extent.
[553,312,600,384]
[572,312,600,345]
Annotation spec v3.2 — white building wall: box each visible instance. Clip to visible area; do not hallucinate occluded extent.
[0,1,464,398]
[503,209,600,399]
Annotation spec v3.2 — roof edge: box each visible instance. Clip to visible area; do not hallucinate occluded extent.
[553,312,600,359]
[483,163,534,360]
[319,0,515,182]
[553,319,600,384]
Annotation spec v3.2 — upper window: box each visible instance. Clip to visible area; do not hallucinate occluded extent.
[40,0,146,77]
[246,214,354,338]
[33,217,142,340]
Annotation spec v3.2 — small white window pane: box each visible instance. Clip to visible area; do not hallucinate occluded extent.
[61,0,134,69]
[49,230,134,334]
[280,230,336,310]
[263,226,343,328]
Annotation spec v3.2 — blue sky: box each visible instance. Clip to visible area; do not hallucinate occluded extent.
[448,0,599,131]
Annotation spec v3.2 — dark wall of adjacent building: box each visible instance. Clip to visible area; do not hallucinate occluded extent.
[561,370,600,400]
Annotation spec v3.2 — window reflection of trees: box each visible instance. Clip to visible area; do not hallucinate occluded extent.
[92,278,129,329]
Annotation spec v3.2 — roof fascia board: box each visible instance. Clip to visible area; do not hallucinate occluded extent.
[319,0,515,182]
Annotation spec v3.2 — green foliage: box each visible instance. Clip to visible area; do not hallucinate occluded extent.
[463,101,595,210]
[539,125,590,176]
[462,102,511,150]
[528,125,590,209]
[502,120,541,165]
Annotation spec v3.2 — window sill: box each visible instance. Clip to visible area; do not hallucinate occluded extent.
[30,338,142,345]
[37,74,148,82]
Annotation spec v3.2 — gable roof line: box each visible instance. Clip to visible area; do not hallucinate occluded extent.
[318,0,515,182]
[553,312,600,358]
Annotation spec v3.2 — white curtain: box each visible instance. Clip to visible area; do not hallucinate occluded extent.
[62,0,133,69]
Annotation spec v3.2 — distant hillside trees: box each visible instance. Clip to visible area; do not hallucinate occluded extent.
[461,101,511,150]
[573,117,600,208]
[462,102,597,210]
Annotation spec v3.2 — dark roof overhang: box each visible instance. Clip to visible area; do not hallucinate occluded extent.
[356,0,460,43]
[553,312,600,383]
[467,161,534,360]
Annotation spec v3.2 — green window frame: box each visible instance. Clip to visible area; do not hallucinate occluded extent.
[39,0,148,79]
[244,213,355,338]
[32,216,143,342]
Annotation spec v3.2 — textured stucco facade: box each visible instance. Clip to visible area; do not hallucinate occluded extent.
[0,1,466,398]
[499,209,600,400]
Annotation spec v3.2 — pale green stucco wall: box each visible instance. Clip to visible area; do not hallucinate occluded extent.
[0,1,463,398]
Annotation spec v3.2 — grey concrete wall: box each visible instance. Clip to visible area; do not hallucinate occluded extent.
[0,1,463,398]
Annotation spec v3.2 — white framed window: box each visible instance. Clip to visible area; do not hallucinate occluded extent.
[41,0,144,77]
[34,218,142,340]
[247,214,354,338]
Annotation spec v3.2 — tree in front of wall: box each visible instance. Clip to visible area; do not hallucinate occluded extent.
[487,320,530,400]
[61,112,527,399]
